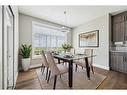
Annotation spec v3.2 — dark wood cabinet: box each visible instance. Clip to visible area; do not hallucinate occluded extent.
[123,56,127,73]
[124,13,127,41]
[110,52,122,71]
[110,52,127,73]
[112,22,124,42]
[112,11,127,42]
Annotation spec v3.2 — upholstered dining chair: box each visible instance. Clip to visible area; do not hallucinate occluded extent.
[46,52,68,89]
[74,49,94,74]
[41,51,49,80]
[70,48,75,55]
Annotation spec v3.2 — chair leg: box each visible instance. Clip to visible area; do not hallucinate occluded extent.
[41,64,44,71]
[42,66,45,75]
[47,70,51,83]
[75,64,78,72]
[53,75,57,89]
[45,67,49,80]
[90,65,94,74]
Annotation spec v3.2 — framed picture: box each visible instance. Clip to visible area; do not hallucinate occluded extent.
[79,30,99,47]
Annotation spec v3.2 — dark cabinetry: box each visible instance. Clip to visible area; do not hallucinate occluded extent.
[112,11,127,42]
[124,12,127,40]
[110,52,127,73]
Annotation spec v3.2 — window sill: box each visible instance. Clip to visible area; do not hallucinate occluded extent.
[32,55,42,59]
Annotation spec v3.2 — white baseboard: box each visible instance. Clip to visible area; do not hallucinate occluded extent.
[93,64,109,70]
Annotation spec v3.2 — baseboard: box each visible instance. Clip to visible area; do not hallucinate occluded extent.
[93,64,109,70]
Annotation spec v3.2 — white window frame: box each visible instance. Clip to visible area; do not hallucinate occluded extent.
[32,21,68,59]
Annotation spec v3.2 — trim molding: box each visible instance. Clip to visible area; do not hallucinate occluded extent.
[13,72,18,89]
[2,5,4,89]
[93,64,109,70]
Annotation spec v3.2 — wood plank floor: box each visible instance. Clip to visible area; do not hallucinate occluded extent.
[15,67,127,89]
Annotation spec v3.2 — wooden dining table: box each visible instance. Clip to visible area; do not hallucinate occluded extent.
[53,54,95,88]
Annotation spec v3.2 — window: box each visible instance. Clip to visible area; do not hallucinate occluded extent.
[32,22,67,57]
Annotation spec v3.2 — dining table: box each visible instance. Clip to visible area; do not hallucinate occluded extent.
[53,53,96,88]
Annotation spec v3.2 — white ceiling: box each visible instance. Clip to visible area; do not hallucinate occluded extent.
[19,6,127,28]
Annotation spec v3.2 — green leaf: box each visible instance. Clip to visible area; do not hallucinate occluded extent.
[20,44,32,58]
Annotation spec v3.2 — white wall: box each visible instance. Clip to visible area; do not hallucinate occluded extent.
[0,6,3,89]
[73,15,109,70]
[19,13,72,46]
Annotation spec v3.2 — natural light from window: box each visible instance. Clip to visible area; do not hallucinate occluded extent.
[32,22,67,58]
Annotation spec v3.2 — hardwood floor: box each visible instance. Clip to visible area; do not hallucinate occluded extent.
[16,69,42,89]
[98,71,127,89]
[15,67,127,89]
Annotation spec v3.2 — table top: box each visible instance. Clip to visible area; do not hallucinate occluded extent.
[53,53,96,61]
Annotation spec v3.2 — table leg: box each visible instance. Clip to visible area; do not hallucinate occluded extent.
[68,60,73,88]
[85,57,90,80]
[58,59,60,64]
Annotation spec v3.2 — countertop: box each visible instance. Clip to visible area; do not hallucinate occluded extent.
[110,50,127,56]
[110,50,127,53]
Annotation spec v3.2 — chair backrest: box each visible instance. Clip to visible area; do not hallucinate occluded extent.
[84,49,93,56]
[84,49,93,63]
[41,51,49,67]
[70,48,75,55]
[46,52,60,75]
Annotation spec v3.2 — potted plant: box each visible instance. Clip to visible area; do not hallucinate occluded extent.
[62,43,72,53]
[20,44,32,71]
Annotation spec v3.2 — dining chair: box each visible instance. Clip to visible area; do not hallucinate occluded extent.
[46,52,68,89]
[41,51,49,80]
[74,49,94,74]
[70,48,75,55]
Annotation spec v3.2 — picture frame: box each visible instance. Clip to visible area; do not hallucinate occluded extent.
[79,30,99,47]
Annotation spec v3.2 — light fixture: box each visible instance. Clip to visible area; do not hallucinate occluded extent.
[61,11,70,32]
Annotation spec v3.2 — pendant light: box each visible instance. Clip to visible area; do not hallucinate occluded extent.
[61,11,70,32]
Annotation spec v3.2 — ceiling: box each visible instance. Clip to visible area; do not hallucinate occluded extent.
[19,6,127,28]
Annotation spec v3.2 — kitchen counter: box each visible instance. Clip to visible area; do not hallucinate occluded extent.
[110,50,127,53]
[110,50,127,56]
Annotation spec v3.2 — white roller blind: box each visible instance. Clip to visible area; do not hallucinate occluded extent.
[32,23,67,48]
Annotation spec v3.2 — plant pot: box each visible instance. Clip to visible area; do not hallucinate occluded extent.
[21,58,30,71]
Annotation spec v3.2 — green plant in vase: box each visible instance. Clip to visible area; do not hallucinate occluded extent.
[20,44,32,71]
[62,43,72,53]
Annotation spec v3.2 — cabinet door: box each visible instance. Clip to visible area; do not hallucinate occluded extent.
[112,14,125,42]
[110,54,113,69]
[124,20,127,40]
[112,15,123,23]
[124,13,127,41]
[123,57,127,73]
[117,55,124,72]
[120,21,125,41]
[110,53,124,73]
[110,53,117,70]
[112,23,119,42]
[112,22,124,42]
